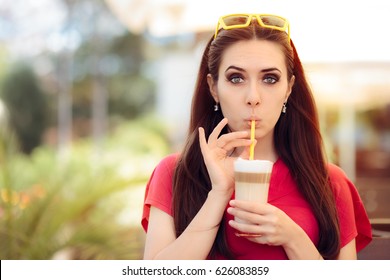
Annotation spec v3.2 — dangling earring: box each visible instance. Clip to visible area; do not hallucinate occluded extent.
[214,103,219,112]
[282,102,287,114]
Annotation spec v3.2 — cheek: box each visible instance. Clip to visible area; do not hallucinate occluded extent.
[261,98,284,122]
[220,103,239,122]
[219,102,242,132]
[217,88,243,115]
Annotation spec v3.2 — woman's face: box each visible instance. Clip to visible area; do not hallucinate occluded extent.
[207,39,294,141]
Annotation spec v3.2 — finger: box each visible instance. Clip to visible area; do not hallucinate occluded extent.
[216,131,249,147]
[228,219,263,236]
[246,235,267,243]
[223,139,252,152]
[230,200,269,215]
[239,139,257,159]
[208,118,228,144]
[198,127,208,156]
[227,206,263,224]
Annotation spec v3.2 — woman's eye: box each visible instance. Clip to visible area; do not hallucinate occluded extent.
[263,75,279,84]
[229,75,244,84]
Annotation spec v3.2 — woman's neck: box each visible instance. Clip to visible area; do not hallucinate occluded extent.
[232,132,278,162]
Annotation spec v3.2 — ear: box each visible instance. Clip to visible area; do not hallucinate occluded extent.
[207,73,219,103]
[285,75,295,102]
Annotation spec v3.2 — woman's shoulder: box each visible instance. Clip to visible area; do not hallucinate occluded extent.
[327,162,348,179]
[154,153,179,172]
[326,162,352,189]
[326,162,358,203]
[149,153,180,183]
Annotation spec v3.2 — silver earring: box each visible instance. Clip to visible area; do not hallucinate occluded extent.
[282,102,287,114]
[214,103,219,112]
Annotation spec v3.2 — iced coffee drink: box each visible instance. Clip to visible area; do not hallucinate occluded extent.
[234,158,274,224]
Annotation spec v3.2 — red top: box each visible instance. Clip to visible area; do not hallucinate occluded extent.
[141,154,372,259]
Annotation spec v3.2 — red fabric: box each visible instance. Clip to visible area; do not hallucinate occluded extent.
[141,154,372,259]
[327,164,373,252]
[141,154,177,232]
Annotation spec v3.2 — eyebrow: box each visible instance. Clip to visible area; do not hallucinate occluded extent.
[225,65,282,73]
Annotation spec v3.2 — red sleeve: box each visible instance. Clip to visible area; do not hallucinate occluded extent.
[328,164,372,252]
[141,154,178,232]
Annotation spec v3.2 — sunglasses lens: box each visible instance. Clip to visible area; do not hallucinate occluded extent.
[215,14,289,41]
[222,15,250,26]
[259,15,286,28]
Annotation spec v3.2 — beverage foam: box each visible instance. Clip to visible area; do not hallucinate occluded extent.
[234,158,274,173]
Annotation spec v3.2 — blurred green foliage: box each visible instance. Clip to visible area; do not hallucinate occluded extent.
[73,32,156,121]
[0,116,171,259]
[0,63,48,154]
[0,0,170,260]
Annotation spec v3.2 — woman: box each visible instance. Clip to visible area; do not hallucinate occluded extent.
[141,14,372,259]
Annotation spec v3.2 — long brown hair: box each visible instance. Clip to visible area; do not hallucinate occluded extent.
[172,22,340,259]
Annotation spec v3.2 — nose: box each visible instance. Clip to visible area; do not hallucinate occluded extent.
[246,82,261,107]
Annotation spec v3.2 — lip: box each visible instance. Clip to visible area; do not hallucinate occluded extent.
[244,116,260,122]
[244,118,260,128]
[246,120,257,127]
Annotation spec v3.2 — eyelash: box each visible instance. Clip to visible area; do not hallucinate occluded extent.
[227,73,280,84]
[227,74,244,84]
[263,74,280,84]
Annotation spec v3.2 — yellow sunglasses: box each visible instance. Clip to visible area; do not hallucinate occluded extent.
[214,13,290,42]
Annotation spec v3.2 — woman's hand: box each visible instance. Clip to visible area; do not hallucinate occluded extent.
[227,200,301,247]
[199,118,253,194]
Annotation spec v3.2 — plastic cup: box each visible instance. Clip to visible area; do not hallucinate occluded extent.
[234,158,274,224]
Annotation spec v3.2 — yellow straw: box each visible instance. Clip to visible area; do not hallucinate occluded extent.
[249,120,255,160]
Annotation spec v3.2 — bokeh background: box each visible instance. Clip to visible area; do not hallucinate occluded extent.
[0,0,389,259]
